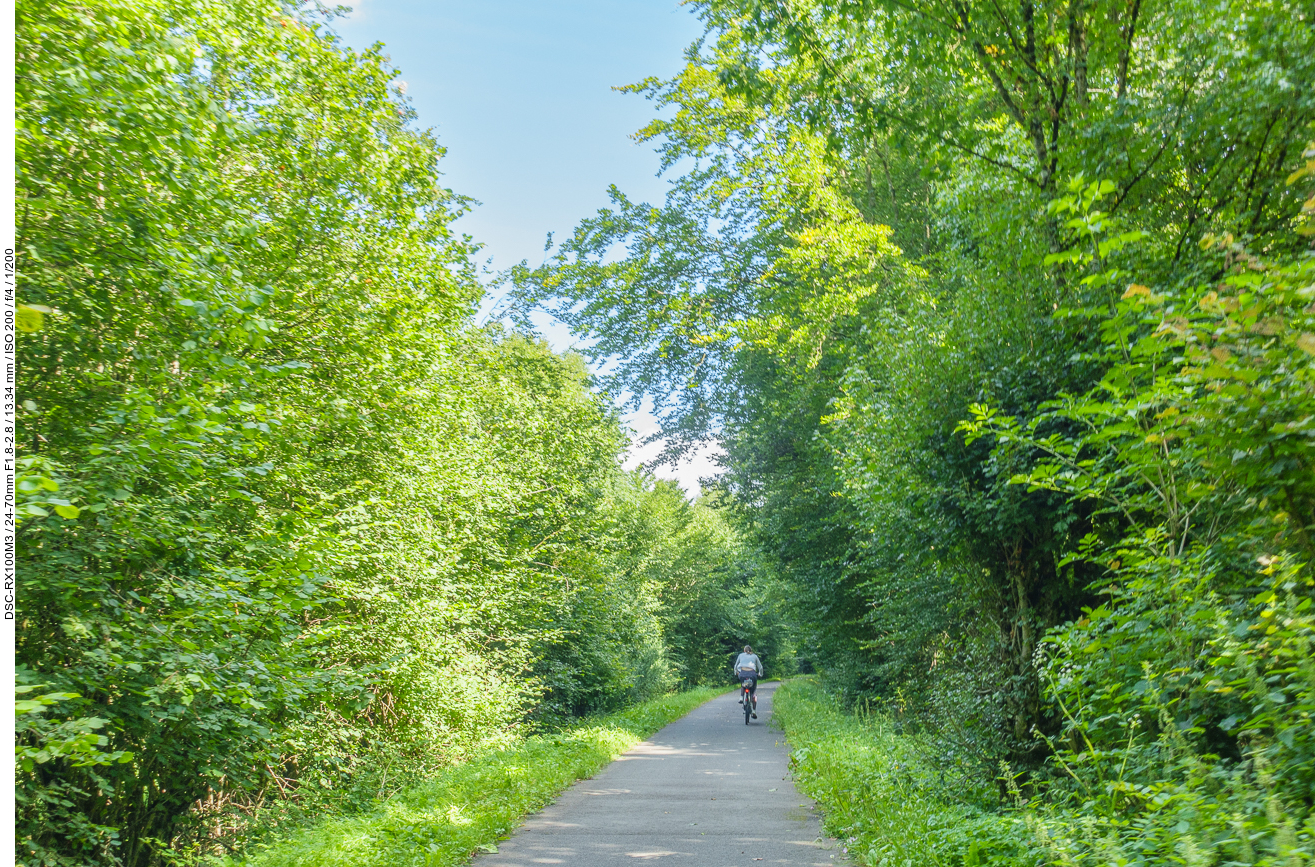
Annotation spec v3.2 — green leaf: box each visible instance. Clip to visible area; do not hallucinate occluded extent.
[16,305,45,333]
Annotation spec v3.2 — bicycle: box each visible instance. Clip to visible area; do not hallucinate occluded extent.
[739,675,757,724]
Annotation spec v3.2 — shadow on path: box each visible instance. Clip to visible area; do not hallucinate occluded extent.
[473,682,844,867]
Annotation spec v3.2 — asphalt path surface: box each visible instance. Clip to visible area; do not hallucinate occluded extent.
[472,682,844,867]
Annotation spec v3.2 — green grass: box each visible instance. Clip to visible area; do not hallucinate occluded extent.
[773,680,1034,867]
[226,687,724,867]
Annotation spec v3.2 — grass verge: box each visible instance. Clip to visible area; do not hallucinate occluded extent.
[225,687,724,867]
[773,679,1035,866]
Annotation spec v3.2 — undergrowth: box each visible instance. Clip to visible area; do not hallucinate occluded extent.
[222,687,725,867]
[774,679,1037,866]
[778,664,1315,867]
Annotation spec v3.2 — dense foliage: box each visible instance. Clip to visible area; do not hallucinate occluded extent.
[773,678,1036,865]
[513,0,1315,861]
[15,2,774,864]
[18,0,1315,862]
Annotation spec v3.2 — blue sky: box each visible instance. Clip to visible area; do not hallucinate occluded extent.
[332,0,721,493]
[334,0,697,276]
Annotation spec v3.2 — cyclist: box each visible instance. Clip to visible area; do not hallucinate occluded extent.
[734,645,764,719]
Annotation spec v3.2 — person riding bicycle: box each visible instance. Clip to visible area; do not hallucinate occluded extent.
[734,645,764,719]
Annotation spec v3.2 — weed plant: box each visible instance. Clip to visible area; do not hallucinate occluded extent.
[774,679,1037,866]
[778,669,1315,866]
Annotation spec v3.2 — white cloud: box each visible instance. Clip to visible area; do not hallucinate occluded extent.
[341,0,369,23]
[623,411,724,499]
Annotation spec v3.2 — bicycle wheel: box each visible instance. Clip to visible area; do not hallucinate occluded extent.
[744,689,751,724]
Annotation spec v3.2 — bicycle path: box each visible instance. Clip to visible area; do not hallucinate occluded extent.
[472,682,844,866]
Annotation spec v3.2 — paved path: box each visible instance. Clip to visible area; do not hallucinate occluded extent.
[473,683,843,867]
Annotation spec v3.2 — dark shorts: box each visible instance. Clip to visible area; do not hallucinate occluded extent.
[737,672,758,697]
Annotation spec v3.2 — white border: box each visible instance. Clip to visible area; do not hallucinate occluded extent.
[3,0,18,858]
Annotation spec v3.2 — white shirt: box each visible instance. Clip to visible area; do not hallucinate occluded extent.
[734,652,763,676]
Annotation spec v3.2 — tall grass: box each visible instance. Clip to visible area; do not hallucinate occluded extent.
[773,680,1035,866]
[224,687,725,867]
